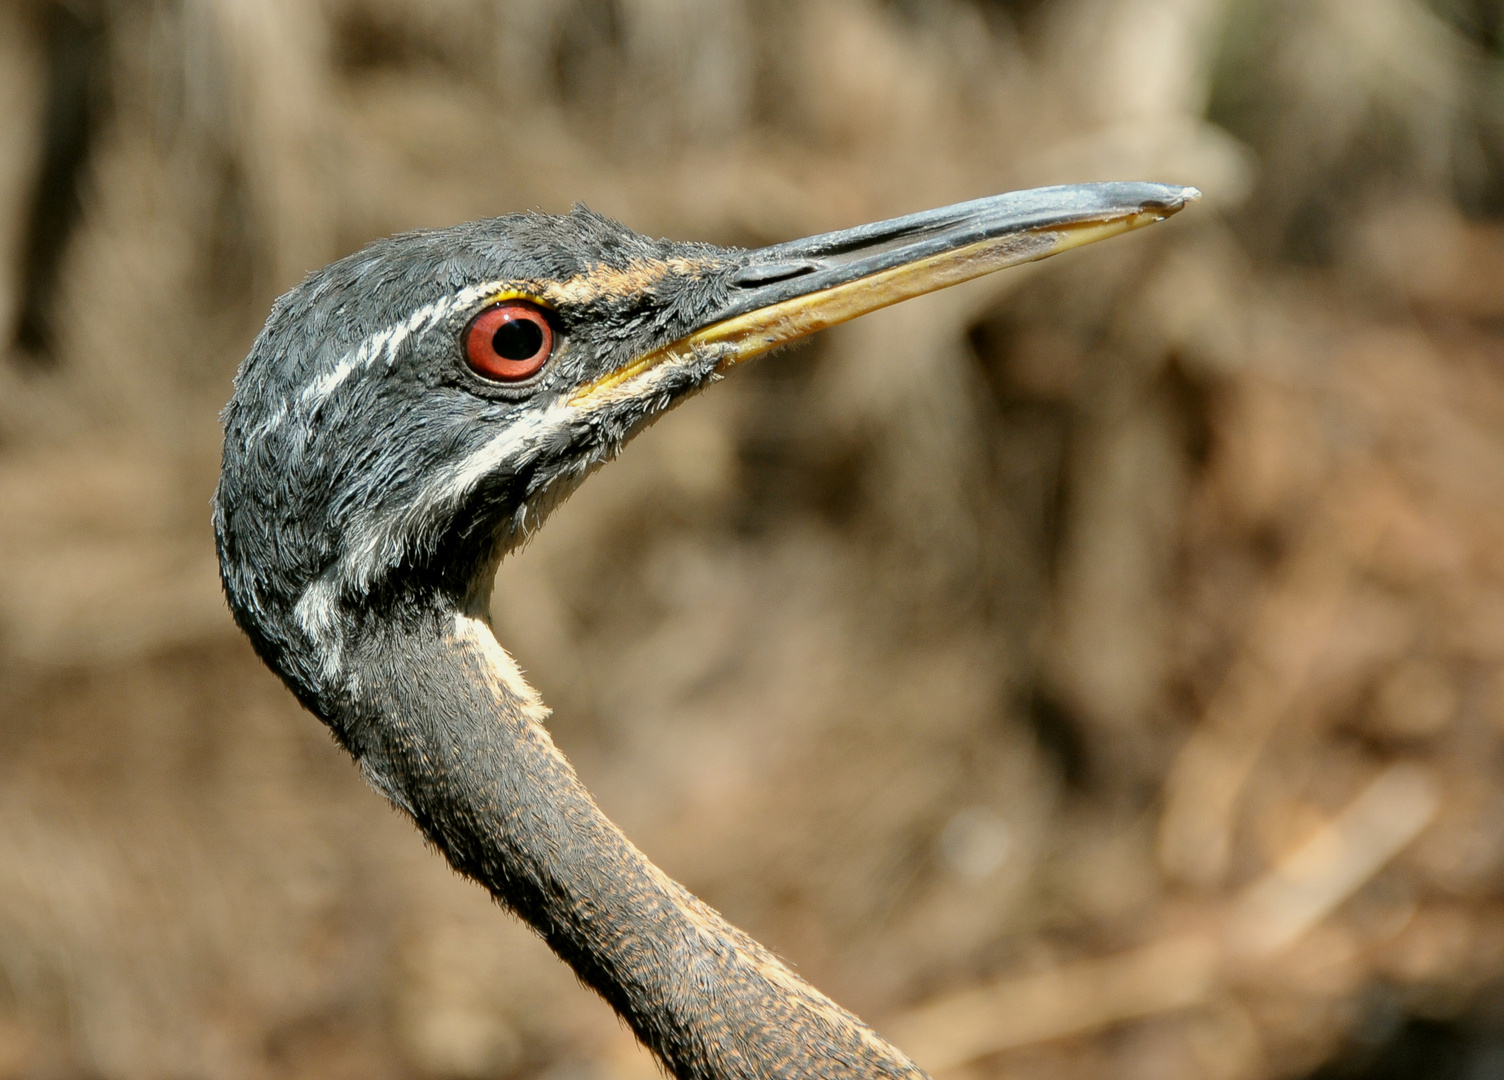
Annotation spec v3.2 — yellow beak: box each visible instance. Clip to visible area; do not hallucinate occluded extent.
[573,182,1199,407]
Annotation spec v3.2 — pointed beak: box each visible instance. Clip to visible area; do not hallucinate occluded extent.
[572,182,1199,405]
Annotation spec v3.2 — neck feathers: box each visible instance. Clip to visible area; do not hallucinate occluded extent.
[341,605,926,1080]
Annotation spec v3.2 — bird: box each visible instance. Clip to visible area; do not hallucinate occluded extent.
[213,181,1198,1080]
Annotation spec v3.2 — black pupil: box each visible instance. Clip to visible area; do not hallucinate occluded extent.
[492,317,544,361]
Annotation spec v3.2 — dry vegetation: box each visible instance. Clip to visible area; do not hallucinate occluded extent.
[3,0,1504,1078]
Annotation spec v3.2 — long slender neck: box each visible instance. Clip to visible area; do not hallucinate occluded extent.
[336,600,927,1080]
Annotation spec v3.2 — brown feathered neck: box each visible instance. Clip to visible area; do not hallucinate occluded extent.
[336,591,927,1080]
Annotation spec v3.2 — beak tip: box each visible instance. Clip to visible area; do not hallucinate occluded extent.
[1139,185,1201,221]
[1149,185,1202,214]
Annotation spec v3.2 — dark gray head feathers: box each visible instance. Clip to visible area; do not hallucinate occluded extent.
[214,206,740,718]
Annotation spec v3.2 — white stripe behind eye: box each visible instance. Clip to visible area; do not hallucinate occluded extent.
[246,401,287,445]
[283,278,719,610]
[248,280,525,449]
[295,281,512,412]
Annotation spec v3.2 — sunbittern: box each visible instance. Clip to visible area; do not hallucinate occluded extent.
[214,182,1197,1080]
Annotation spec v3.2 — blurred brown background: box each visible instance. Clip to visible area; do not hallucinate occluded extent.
[3,1,1504,1078]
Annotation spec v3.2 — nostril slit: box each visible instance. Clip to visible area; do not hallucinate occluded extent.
[731,262,819,287]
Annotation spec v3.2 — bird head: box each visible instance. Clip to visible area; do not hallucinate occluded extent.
[213,183,1197,719]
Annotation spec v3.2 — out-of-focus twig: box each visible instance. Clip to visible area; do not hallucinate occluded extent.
[1225,762,1438,958]
[889,935,1220,1074]
[890,762,1439,1074]
[1157,534,1355,888]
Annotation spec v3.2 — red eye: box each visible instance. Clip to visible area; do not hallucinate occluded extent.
[464,301,554,381]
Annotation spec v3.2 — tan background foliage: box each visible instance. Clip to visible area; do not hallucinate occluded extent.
[2,1,1504,1078]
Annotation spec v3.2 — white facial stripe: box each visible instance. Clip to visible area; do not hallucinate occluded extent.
[296,280,513,414]
[286,289,715,626]
[403,343,706,527]
[330,399,580,593]
[441,401,577,504]
[294,577,337,639]
[246,401,287,445]
[293,577,345,680]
